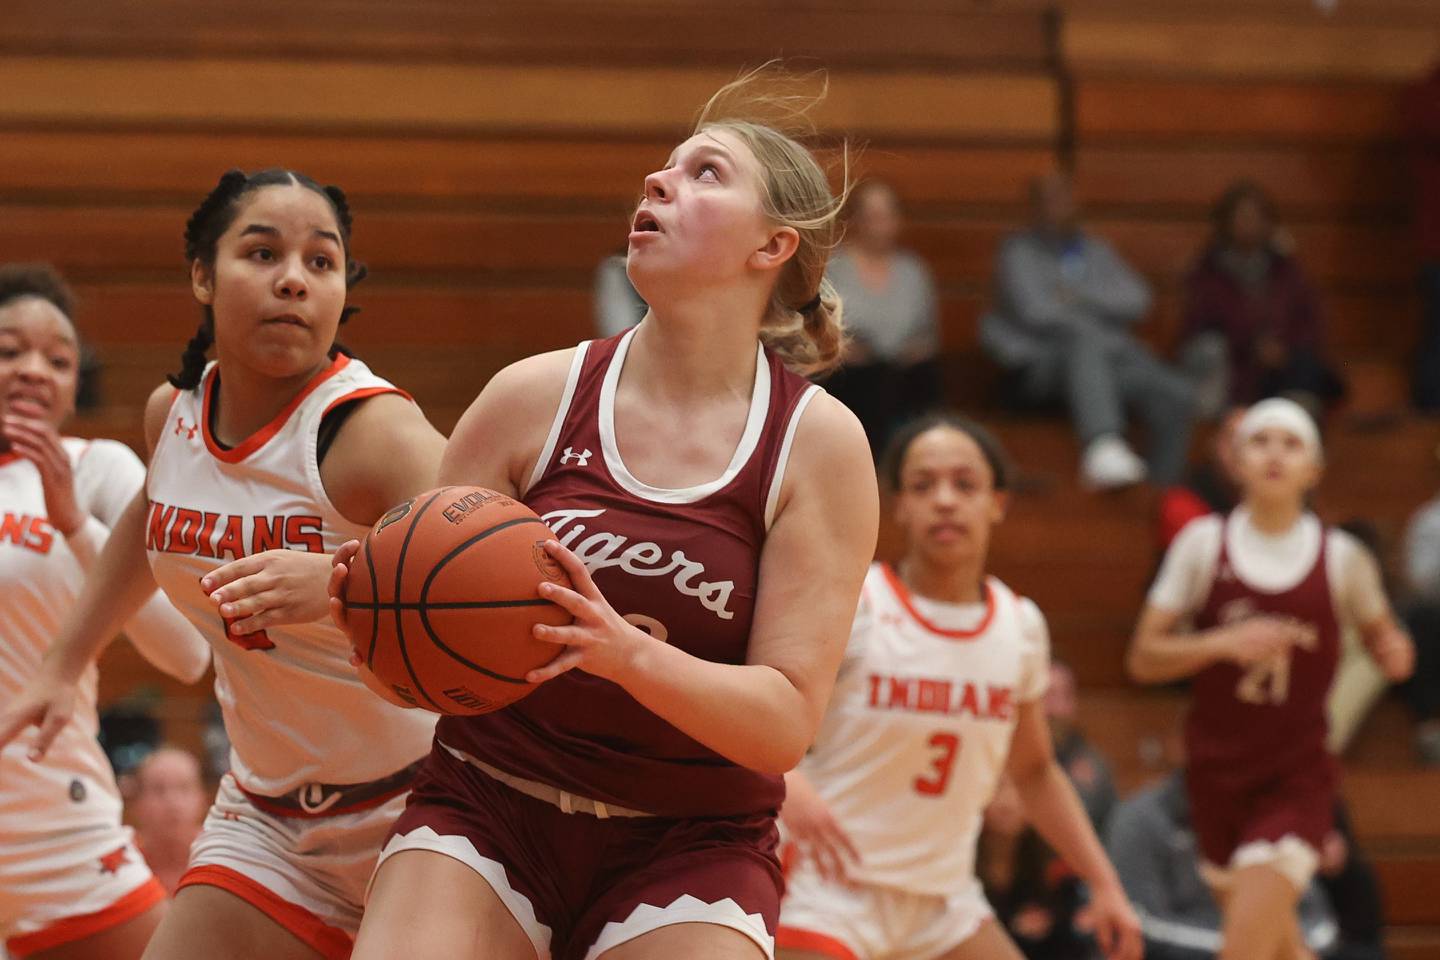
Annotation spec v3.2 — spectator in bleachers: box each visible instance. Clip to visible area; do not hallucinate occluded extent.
[1155,407,1245,551]
[825,179,942,454]
[128,747,207,895]
[1105,766,1340,960]
[1408,63,1440,409]
[1179,181,1343,418]
[982,172,1195,491]
[592,251,647,338]
[1046,661,1118,834]
[1398,490,1440,764]
[977,776,1094,960]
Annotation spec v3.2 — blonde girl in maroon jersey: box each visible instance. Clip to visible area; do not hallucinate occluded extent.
[332,69,879,960]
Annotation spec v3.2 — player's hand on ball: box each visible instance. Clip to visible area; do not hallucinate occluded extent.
[0,660,79,762]
[1083,882,1143,960]
[527,540,648,685]
[780,772,861,884]
[1224,616,1309,667]
[202,549,336,635]
[326,540,362,633]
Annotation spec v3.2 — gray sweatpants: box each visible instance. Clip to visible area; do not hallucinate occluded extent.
[1020,324,1196,485]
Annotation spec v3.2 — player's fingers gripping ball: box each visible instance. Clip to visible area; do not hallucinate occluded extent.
[341,485,573,714]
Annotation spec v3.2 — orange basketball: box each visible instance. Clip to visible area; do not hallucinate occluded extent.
[342,485,571,715]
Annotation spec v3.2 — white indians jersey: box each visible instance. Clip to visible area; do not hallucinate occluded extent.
[145,356,435,796]
[1,440,177,836]
[797,563,1050,896]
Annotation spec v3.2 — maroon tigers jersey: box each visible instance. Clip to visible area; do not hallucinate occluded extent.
[436,330,820,817]
[1187,514,1341,777]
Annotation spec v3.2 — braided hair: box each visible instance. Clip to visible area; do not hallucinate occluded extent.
[170,169,367,390]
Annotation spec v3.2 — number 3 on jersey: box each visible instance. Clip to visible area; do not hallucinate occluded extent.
[915,731,961,796]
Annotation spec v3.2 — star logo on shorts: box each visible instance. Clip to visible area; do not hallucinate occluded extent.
[98,846,130,875]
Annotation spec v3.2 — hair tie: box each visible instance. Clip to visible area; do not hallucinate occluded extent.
[798,292,823,315]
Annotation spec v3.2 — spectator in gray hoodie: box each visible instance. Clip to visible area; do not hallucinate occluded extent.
[982,173,1196,490]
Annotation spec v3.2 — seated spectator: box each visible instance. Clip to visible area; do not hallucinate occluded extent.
[1156,407,1245,551]
[593,251,646,338]
[1046,661,1118,833]
[977,777,1094,960]
[1179,181,1343,418]
[824,179,942,453]
[982,172,1195,490]
[1399,490,1440,763]
[1405,61,1440,409]
[128,747,207,896]
[1106,768,1339,960]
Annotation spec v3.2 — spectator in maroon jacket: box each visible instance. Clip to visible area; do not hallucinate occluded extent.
[1408,61,1440,410]
[1179,181,1343,418]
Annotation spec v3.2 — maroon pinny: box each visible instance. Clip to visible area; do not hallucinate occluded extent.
[387,330,820,959]
[1184,512,1341,872]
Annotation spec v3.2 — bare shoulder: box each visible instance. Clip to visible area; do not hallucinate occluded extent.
[142,382,182,457]
[321,393,447,526]
[777,390,874,511]
[440,347,580,492]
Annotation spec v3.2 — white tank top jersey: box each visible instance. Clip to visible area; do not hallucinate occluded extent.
[2,439,208,834]
[797,563,1050,896]
[145,356,436,796]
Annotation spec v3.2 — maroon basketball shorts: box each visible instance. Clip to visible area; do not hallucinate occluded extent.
[372,743,782,960]
[1185,754,1337,891]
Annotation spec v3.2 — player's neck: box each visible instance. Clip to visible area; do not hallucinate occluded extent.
[898,555,986,605]
[1244,497,1305,536]
[625,306,762,405]
[210,355,328,447]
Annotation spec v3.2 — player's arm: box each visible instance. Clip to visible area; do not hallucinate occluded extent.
[1127,522,1308,684]
[532,393,878,775]
[1339,536,1416,682]
[204,391,448,635]
[1006,700,1142,960]
[0,385,178,758]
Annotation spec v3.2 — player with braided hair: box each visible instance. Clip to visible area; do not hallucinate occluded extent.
[0,169,446,960]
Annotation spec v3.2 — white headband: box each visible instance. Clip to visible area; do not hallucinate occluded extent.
[1236,398,1322,460]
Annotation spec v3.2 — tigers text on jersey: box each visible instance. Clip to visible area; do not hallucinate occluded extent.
[145,356,435,796]
[796,563,1050,896]
[2,440,138,834]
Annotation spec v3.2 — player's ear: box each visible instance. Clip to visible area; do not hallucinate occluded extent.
[191,260,215,306]
[990,490,1009,525]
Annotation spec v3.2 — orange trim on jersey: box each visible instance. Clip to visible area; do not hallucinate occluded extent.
[0,451,20,468]
[881,563,995,640]
[178,864,353,960]
[775,927,860,960]
[320,384,413,419]
[5,877,165,957]
[201,353,352,464]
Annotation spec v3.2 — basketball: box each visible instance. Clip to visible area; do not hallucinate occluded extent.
[341,485,572,715]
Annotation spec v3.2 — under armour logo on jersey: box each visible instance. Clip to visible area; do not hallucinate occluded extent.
[560,447,592,467]
[174,417,198,441]
[297,783,343,815]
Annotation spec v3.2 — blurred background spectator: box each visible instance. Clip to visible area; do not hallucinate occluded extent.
[1399,487,1440,764]
[824,179,942,454]
[978,776,1094,960]
[1155,408,1245,552]
[1407,62,1440,410]
[127,747,207,896]
[981,172,1195,491]
[1179,181,1344,419]
[1046,661,1118,835]
[1317,801,1390,960]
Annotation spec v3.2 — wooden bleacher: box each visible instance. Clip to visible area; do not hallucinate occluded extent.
[5,0,1440,952]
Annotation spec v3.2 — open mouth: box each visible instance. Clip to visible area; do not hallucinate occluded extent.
[5,393,50,414]
[631,210,662,234]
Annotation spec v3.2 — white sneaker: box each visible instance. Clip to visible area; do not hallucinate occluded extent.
[1081,435,1148,491]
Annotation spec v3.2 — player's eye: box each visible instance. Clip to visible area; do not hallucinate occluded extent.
[311,254,333,271]
[49,355,74,371]
[248,247,274,262]
[697,163,720,181]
